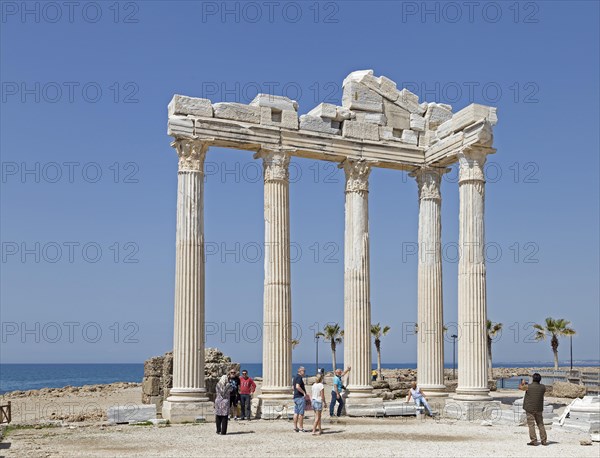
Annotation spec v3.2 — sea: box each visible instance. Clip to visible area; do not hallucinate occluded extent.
[1,361,598,394]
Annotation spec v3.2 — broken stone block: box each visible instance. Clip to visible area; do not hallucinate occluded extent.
[142,377,160,396]
[342,69,375,87]
[168,95,213,118]
[342,81,383,113]
[144,356,164,377]
[167,116,194,136]
[213,102,261,124]
[437,104,498,139]
[401,129,419,145]
[410,113,426,132]
[354,112,387,125]
[378,76,400,101]
[342,120,380,141]
[336,107,354,121]
[259,106,299,129]
[107,405,157,425]
[379,126,402,141]
[383,100,410,130]
[299,115,340,135]
[396,89,425,115]
[307,102,337,119]
[426,103,453,129]
[250,94,298,112]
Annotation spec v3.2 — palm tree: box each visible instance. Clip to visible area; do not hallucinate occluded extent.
[291,339,300,350]
[486,320,503,380]
[316,324,344,372]
[371,323,391,380]
[533,317,576,370]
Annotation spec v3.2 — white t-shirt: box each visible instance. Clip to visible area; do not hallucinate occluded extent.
[312,382,324,402]
[410,387,424,399]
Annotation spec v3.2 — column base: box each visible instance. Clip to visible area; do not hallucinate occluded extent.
[258,388,294,420]
[454,387,490,401]
[418,384,448,398]
[346,385,374,398]
[162,400,214,423]
[444,398,502,421]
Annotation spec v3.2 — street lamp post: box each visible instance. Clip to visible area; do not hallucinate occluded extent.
[451,334,458,380]
[316,334,320,375]
[570,334,573,372]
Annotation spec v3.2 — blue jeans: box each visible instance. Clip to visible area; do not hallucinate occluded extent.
[294,397,305,415]
[240,394,251,419]
[414,396,433,416]
[330,391,344,417]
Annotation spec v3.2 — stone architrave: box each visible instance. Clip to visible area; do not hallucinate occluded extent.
[455,146,494,401]
[162,139,213,423]
[343,159,374,401]
[411,167,448,397]
[257,150,293,409]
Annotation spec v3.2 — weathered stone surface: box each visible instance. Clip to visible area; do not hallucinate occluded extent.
[342,81,383,113]
[372,380,390,390]
[354,112,387,125]
[437,104,498,139]
[401,129,419,145]
[213,102,261,124]
[343,70,400,102]
[250,94,298,112]
[299,115,341,135]
[342,69,375,87]
[426,103,453,129]
[167,116,194,137]
[379,126,402,141]
[342,120,380,141]
[142,377,160,396]
[259,106,299,129]
[383,100,410,130]
[308,102,337,119]
[144,356,164,377]
[169,95,213,117]
[107,404,157,424]
[162,352,173,377]
[410,113,426,132]
[396,89,425,114]
[552,381,587,398]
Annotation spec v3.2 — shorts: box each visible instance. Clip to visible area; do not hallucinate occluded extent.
[312,400,323,411]
[294,397,305,415]
[230,395,238,406]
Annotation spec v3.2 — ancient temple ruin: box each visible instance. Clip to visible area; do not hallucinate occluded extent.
[162,70,498,421]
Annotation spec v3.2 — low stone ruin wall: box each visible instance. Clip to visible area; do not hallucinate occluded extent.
[141,348,239,409]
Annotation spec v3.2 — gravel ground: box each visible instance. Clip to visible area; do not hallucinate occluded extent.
[2,415,598,457]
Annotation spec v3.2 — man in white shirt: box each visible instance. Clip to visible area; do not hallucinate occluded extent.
[406,381,434,416]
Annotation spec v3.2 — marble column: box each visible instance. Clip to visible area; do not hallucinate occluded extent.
[163,139,212,422]
[412,167,447,397]
[455,147,492,401]
[258,150,292,401]
[343,159,373,398]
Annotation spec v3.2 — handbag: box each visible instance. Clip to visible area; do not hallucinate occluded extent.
[304,394,313,411]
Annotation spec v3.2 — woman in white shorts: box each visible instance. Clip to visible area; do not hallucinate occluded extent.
[311,373,326,435]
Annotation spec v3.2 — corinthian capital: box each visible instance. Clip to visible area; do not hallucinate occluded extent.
[410,167,447,201]
[343,159,371,193]
[457,147,490,184]
[172,139,209,172]
[257,150,291,182]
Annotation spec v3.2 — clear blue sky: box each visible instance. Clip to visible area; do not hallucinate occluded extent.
[1,1,598,366]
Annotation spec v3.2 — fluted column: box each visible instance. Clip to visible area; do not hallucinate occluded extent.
[258,150,292,399]
[411,167,447,397]
[455,147,492,401]
[343,159,373,397]
[167,139,209,403]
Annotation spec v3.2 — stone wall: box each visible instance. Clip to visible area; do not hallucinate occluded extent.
[141,348,239,408]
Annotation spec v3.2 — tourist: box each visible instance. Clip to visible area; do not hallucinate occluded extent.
[215,370,236,435]
[372,369,378,381]
[293,366,308,432]
[229,370,241,420]
[239,369,256,420]
[519,373,548,446]
[407,381,434,416]
[329,366,351,417]
[311,373,326,435]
